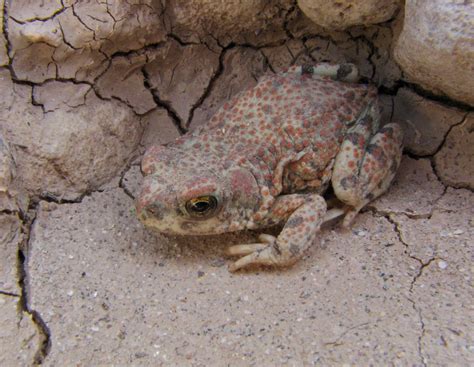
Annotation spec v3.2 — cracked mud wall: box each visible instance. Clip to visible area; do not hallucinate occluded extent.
[0,0,473,365]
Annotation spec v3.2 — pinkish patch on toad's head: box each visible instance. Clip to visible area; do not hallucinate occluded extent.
[135,159,261,235]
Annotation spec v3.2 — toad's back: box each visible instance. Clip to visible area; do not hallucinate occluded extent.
[173,67,377,194]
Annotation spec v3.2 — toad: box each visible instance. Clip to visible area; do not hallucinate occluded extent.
[136,64,403,271]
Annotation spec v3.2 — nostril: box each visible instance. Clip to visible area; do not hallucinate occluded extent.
[144,203,164,219]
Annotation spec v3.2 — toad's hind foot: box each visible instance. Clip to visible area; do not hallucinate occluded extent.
[332,101,403,228]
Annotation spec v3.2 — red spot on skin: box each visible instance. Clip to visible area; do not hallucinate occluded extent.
[230,169,257,200]
[348,161,356,169]
[181,181,217,202]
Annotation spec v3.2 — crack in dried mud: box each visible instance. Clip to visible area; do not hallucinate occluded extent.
[185,45,227,130]
[380,213,437,367]
[141,67,186,134]
[15,208,51,365]
[0,290,20,297]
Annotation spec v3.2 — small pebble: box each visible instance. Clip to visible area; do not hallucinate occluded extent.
[438,260,448,270]
[210,258,226,267]
[354,229,367,237]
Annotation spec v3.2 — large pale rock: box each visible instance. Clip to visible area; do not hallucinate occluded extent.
[0,133,28,212]
[0,133,13,194]
[144,40,220,126]
[297,0,400,30]
[370,157,445,217]
[393,88,466,156]
[0,295,41,366]
[96,54,156,115]
[9,0,63,21]
[394,0,474,106]
[261,39,306,73]
[0,70,144,200]
[434,113,473,190]
[0,1,8,66]
[167,0,292,46]
[139,109,181,149]
[0,214,22,294]
[8,1,166,83]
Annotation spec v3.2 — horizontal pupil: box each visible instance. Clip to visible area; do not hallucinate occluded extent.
[193,201,210,212]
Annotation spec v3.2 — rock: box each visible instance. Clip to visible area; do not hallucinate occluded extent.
[190,47,267,131]
[378,94,394,125]
[297,0,400,30]
[0,133,14,194]
[0,215,22,294]
[72,1,165,57]
[140,109,181,149]
[261,40,306,73]
[8,1,166,83]
[144,40,220,126]
[366,26,402,88]
[33,81,92,112]
[0,136,28,211]
[9,0,63,22]
[394,0,474,106]
[0,1,8,66]
[0,295,41,366]
[0,70,144,200]
[434,113,473,189]
[95,54,156,115]
[370,157,445,217]
[166,0,292,46]
[392,88,466,156]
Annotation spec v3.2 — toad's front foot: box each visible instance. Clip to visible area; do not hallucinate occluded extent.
[227,194,327,272]
[226,234,293,272]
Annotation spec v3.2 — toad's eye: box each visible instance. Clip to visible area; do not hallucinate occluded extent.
[185,196,218,218]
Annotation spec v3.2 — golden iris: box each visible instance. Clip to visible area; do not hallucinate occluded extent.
[185,196,218,217]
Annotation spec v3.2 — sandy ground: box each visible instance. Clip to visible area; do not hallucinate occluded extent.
[1,154,472,366]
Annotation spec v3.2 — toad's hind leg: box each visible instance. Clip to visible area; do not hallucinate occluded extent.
[286,63,359,82]
[332,103,403,227]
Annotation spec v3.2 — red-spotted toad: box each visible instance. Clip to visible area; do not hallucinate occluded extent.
[136,64,403,271]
